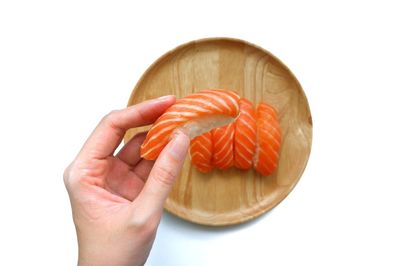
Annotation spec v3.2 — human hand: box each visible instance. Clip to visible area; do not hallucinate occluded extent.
[64,96,190,266]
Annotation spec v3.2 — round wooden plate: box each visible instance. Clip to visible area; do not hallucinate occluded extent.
[125,37,312,226]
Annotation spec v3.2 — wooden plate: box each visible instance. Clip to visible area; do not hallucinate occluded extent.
[125,37,312,226]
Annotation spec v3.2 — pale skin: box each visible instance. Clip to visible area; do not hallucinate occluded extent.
[64,95,190,266]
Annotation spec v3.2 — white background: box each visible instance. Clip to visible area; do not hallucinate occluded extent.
[1,1,399,265]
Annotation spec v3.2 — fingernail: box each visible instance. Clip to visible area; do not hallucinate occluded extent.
[156,95,174,101]
[168,131,190,161]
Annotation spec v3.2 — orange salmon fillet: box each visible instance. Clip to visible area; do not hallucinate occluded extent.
[253,102,281,176]
[234,98,257,170]
[141,89,240,160]
[190,132,213,173]
[211,123,235,170]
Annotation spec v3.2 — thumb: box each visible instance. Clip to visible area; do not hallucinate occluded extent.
[133,131,190,217]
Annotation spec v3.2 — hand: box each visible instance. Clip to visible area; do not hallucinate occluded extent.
[64,96,190,266]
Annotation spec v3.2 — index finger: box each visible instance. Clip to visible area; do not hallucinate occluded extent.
[78,95,175,160]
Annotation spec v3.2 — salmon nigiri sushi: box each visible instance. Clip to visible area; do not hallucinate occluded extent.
[190,132,213,173]
[234,98,257,170]
[211,123,235,170]
[253,102,281,176]
[141,89,240,160]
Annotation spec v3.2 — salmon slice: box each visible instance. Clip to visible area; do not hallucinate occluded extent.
[190,132,213,173]
[253,102,281,176]
[211,123,235,170]
[234,98,257,170]
[141,89,240,160]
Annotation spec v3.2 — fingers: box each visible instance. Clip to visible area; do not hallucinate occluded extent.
[116,131,147,166]
[78,96,175,160]
[133,131,190,218]
[104,159,154,201]
[108,171,146,201]
[132,159,155,182]
[108,159,154,201]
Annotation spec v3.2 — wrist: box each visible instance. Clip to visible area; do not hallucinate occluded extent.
[76,230,151,266]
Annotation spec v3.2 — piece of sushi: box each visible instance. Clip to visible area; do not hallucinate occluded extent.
[233,98,257,170]
[253,102,281,176]
[190,132,213,173]
[140,89,240,160]
[211,123,235,170]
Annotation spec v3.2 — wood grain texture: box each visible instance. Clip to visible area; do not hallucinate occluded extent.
[125,38,312,226]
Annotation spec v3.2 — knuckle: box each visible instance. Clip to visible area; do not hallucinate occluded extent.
[63,161,85,189]
[102,109,120,125]
[143,219,159,236]
[134,108,147,123]
[107,109,120,118]
[130,216,146,229]
[63,164,71,180]
[63,163,73,187]
[130,214,160,237]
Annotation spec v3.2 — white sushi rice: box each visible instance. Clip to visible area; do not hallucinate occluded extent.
[253,126,260,167]
[175,114,235,139]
